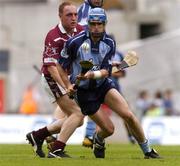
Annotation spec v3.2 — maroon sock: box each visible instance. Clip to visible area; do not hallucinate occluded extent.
[33,127,51,141]
[52,140,66,152]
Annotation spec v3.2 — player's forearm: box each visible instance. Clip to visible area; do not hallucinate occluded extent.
[56,64,72,88]
[47,65,66,89]
[61,73,72,89]
[111,70,125,78]
[82,69,108,80]
[94,69,109,79]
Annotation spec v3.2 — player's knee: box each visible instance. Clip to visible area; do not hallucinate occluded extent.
[78,117,84,127]
[108,127,114,136]
[73,112,84,127]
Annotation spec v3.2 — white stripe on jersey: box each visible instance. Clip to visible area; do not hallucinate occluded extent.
[54,37,67,42]
[106,37,115,48]
[68,33,85,46]
[44,57,57,64]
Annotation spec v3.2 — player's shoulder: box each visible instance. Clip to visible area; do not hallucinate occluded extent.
[67,31,86,46]
[76,24,84,33]
[45,25,60,41]
[78,2,85,11]
[103,34,116,46]
[78,1,90,10]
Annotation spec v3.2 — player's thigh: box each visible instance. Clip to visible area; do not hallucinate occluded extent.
[90,109,114,134]
[53,106,66,120]
[104,88,132,118]
[41,74,81,116]
[57,95,82,116]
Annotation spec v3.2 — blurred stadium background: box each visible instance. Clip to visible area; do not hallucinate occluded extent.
[0,0,180,144]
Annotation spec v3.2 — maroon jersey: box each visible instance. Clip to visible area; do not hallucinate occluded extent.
[41,23,84,75]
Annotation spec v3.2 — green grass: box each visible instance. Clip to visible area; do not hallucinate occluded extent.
[0,144,180,166]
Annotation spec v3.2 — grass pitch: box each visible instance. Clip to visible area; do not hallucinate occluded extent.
[0,144,180,166]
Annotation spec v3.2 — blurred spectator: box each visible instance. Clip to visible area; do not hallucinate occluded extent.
[163,89,175,116]
[145,103,165,117]
[145,90,165,117]
[19,84,39,115]
[136,90,151,120]
[153,90,164,108]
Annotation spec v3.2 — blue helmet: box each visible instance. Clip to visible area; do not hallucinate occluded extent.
[87,7,107,24]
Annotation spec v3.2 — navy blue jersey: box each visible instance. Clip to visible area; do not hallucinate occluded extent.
[78,0,92,26]
[59,30,116,90]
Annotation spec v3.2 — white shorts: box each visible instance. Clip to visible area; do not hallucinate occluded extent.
[41,74,67,103]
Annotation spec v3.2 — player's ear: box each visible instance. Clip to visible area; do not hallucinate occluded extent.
[59,12,62,18]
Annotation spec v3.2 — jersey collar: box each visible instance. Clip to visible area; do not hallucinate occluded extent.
[58,22,77,37]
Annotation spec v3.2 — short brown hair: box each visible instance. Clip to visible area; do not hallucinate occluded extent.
[58,1,74,16]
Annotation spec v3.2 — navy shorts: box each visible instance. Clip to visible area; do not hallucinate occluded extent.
[76,78,116,115]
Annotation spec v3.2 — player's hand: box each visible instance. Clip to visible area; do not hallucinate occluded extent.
[112,61,123,73]
[112,61,121,67]
[67,84,76,92]
[77,71,94,80]
[67,84,76,98]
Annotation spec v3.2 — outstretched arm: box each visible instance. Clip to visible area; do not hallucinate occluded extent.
[77,69,109,80]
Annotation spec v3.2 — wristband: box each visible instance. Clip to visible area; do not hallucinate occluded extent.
[93,71,102,79]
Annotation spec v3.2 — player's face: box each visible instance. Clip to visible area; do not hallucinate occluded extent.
[90,0,103,7]
[60,5,78,32]
[88,21,105,39]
